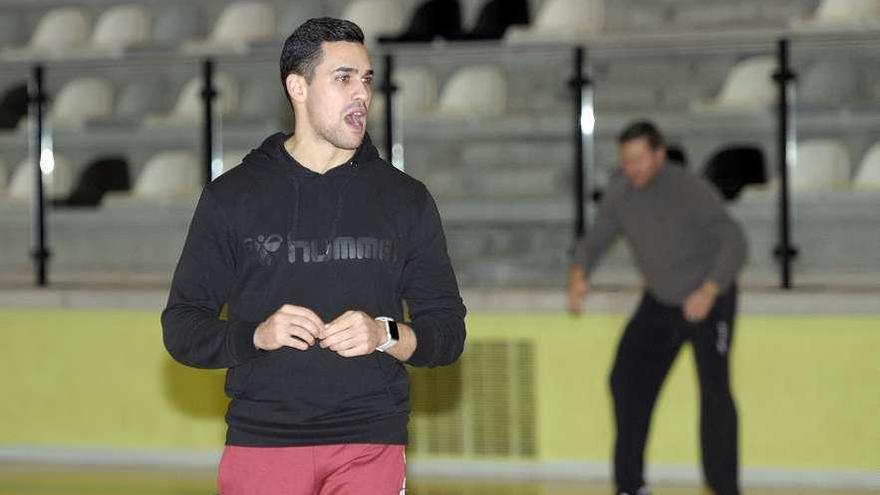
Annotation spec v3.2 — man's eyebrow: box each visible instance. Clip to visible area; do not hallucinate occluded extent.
[332,67,374,76]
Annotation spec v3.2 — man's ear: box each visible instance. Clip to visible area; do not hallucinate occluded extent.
[285,73,308,104]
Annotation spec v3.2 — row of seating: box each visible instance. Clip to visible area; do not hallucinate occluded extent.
[0,149,248,205]
[2,139,880,205]
[0,72,277,131]
[2,0,879,61]
[1,52,875,132]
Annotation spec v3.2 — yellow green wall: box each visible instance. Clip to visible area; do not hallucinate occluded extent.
[0,310,878,470]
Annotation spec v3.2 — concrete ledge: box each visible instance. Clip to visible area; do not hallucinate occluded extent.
[0,286,878,314]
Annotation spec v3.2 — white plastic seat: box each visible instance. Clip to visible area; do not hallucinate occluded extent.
[396,67,438,114]
[8,154,74,201]
[47,78,114,130]
[435,66,507,117]
[793,0,880,30]
[341,0,404,44]
[144,73,238,127]
[2,8,90,60]
[369,66,439,124]
[88,4,151,54]
[183,2,275,54]
[792,140,851,191]
[132,151,201,199]
[506,0,604,43]
[854,142,880,189]
[691,56,776,112]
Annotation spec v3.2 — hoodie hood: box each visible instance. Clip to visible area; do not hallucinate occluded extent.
[243,132,382,178]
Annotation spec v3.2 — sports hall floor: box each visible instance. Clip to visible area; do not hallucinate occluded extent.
[0,465,874,495]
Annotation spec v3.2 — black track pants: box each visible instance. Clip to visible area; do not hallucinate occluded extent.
[610,288,739,495]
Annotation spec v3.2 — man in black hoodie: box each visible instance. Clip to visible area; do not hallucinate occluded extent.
[162,18,466,495]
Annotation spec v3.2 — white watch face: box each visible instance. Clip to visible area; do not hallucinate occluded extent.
[375,317,397,352]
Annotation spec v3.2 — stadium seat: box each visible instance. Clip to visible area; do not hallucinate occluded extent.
[143,73,238,127]
[86,4,151,55]
[792,139,851,190]
[666,145,689,169]
[184,2,275,54]
[459,0,530,40]
[702,145,768,201]
[53,155,130,207]
[2,7,90,60]
[367,67,438,125]
[691,56,776,112]
[396,67,439,114]
[0,83,29,130]
[8,154,74,202]
[341,0,405,44]
[800,60,861,108]
[378,0,462,42]
[435,66,506,117]
[506,0,603,42]
[44,78,114,130]
[853,142,880,189]
[131,151,201,199]
[793,0,880,30]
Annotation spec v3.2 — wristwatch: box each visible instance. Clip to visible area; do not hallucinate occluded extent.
[375,317,399,353]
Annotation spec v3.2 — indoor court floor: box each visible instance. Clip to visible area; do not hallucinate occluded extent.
[0,465,874,495]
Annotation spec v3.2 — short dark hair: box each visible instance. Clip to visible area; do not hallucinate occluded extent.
[618,120,665,150]
[279,17,365,85]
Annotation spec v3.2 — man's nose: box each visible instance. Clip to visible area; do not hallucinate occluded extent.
[352,80,369,102]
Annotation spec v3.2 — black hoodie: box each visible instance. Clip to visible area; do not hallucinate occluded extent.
[162,132,466,446]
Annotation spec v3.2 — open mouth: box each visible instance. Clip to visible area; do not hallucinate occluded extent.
[344,108,366,131]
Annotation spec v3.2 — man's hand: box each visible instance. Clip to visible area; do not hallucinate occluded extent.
[253,305,325,351]
[567,265,591,315]
[320,311,386,357]
[683,280,719,322]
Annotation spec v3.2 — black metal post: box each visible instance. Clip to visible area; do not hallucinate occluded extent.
[382,53,397,165]
[570,46,593,238]
[29,64,50,287]
[773,39,798,289]
[201,58,216,184]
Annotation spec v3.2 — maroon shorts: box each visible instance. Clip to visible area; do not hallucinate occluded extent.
[217,444,406,495]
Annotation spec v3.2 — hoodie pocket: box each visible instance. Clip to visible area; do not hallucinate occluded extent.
[237,347,314,402]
